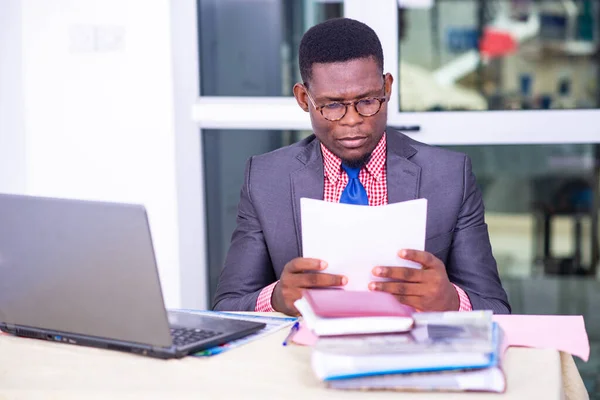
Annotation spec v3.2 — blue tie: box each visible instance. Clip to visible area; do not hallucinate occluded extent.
[340,164,369,205]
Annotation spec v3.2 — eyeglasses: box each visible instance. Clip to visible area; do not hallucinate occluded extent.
[303,82,387,122]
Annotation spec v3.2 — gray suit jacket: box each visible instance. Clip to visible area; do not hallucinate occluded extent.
[213,130,511,314]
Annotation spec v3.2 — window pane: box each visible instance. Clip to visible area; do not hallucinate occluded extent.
[398,0,600,111]
[445,143,599,279]
[198,0,343,97]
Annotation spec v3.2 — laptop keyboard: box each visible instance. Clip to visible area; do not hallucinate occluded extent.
[170,327,222,347]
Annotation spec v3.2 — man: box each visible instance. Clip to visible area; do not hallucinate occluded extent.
[213,18,510,315]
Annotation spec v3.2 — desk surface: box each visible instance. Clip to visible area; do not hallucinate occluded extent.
[0,313,583,400]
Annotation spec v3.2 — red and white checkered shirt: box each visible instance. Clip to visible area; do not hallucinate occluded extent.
[255,133,472,312]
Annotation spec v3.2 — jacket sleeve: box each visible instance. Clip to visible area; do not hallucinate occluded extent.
[446,155,511,314]
[212,157,276,311]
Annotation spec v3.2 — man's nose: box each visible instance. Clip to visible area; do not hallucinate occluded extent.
[338,104,363,126]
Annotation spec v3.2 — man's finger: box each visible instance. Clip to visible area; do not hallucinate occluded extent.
[369,281,424,296]
[286,258,327,273]
[398,249,442,270]
[372,266,424,282]
[389,295,421,310]
[298,272,347,288]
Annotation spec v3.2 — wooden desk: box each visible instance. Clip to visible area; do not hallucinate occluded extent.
[0,315,587,399]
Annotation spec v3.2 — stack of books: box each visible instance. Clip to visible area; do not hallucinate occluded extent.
[296,289,506,393]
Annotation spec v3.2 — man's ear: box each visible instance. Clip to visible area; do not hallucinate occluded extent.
[293,83,310,112]
[384,73,394,100]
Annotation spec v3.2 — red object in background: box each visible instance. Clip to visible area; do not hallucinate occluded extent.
[480,28,517,58]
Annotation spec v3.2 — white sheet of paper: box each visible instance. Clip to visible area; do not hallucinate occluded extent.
[300,198,427,291]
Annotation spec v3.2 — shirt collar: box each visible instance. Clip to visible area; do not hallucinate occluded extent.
[320,133,387,184]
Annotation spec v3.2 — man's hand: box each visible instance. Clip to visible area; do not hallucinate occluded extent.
[272,258,347,316]
[369,249,459,312]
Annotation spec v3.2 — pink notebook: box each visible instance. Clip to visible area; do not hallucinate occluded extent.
[303,289,415,318]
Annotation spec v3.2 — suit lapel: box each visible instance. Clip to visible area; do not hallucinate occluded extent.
[386,130,421,203]
[290,139,324,255]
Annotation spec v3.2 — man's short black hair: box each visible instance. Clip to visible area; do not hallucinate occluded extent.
[299,18,384,84]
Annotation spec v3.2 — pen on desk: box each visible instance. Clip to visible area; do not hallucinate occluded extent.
[282,322,300,346]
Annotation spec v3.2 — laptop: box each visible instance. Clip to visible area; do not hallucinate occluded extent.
[0,193,265,359]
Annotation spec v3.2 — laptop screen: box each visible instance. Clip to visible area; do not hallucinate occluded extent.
[0,194,172,347]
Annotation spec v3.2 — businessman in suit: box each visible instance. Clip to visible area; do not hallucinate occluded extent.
[213,18,510,315]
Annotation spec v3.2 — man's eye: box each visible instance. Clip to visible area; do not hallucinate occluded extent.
[324,103,345,110]
[358,98,377,106]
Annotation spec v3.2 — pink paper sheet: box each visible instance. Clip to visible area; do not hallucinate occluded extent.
[292,314,590,361]
[493,315,589,362]
[292,323,318,346]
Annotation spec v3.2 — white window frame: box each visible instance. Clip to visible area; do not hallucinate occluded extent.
[171,0,208,309]
[193,0,600,145]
